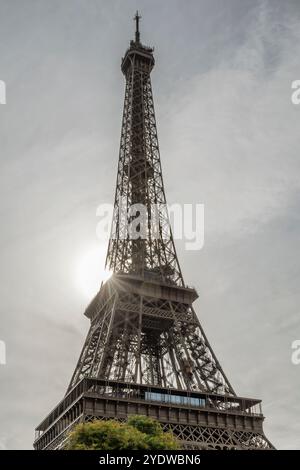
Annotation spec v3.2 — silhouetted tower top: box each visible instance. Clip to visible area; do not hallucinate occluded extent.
[121,10,154,76]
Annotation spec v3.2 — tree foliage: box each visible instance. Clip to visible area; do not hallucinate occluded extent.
[65,415,180,450]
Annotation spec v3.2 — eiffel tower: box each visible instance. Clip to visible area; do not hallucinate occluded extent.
[34,13,273,450]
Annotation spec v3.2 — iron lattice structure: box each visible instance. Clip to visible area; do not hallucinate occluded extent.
[34,14,273,450]
[106,30,183,286]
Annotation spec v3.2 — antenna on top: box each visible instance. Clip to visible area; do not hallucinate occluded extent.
[134,10,141,43]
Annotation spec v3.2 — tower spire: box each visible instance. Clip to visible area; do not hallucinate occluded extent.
[134,10,141,43]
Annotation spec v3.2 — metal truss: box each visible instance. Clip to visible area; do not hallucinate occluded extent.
[67,280,234,396]
[39,415,273,451]
[105,37,184,286]
[162,423,273,450]
[67,33,235,396]
[35,16,273,451]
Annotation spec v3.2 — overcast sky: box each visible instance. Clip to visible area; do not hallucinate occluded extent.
[0,0,299,450]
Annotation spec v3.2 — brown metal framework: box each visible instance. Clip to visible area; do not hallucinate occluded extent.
[34,378,273,450]
[67,274,235,396]
[34,13,273,450]
[106,35,183,286]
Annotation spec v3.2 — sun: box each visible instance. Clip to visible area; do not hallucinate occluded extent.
[75,243,112,300]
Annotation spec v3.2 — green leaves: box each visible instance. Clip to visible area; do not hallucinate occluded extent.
[65,416,181,450]
[127,415,163,436]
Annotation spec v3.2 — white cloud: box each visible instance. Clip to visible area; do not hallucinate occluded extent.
[161,1,300,242]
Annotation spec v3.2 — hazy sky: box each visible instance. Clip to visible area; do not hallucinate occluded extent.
[0,0,299,449]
